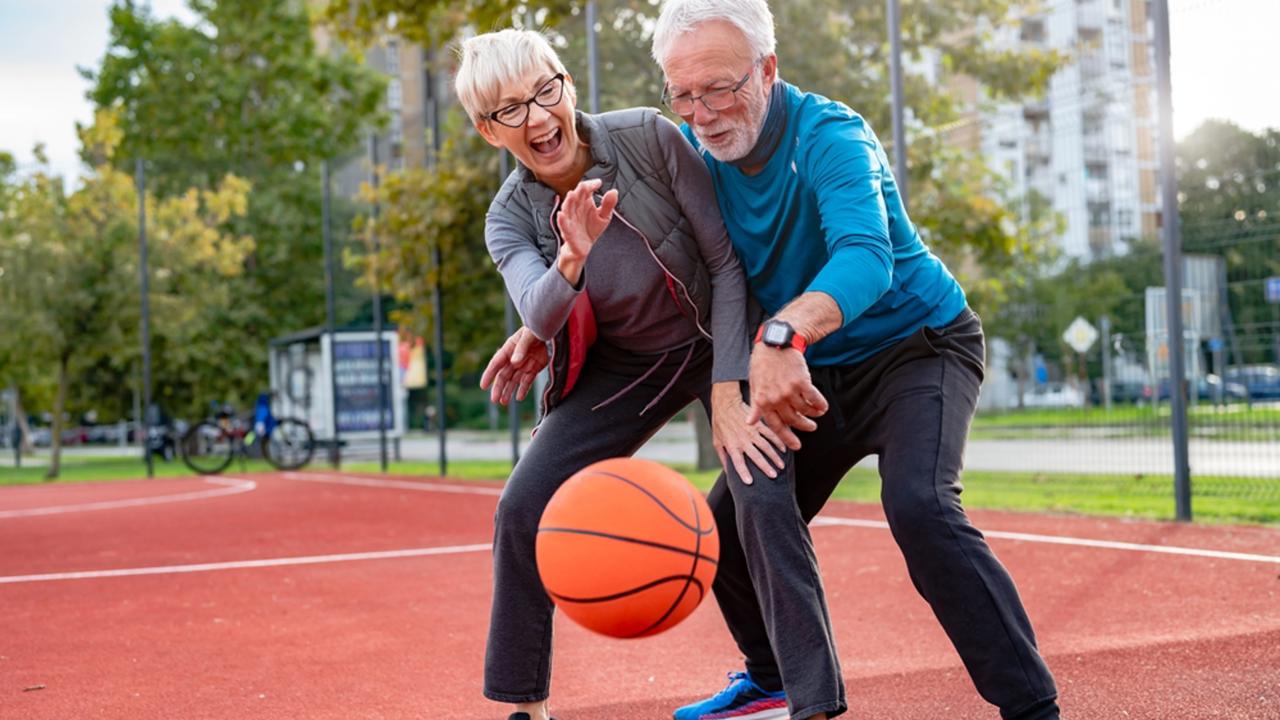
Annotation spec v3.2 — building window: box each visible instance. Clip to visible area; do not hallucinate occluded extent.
[1021,18,1046,43]
[385,38,400,75]
[389,113,403,147]
[387,78,402,111]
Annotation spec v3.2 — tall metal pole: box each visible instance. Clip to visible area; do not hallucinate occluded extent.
[1100,315,1114,412]
[322,160,341,467]
[1152,0,1191,521]
[586,1,600,113]
[500,151,520,465]
[426,48,448,477]
[135,158,154,479]
[368,135,389,472]
[886,0,908,207]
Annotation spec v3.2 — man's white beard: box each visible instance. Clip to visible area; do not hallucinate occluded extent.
[692,87,767,163]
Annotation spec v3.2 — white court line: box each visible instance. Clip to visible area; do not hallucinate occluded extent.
[0,477,258,519]
[812,516,1280,565]
[0,543,492,585]
[290,472,1279,565]
[281,471,503,496]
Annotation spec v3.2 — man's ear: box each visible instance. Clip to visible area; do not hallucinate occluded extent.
[761,54,778,85]
[475,119,503,149]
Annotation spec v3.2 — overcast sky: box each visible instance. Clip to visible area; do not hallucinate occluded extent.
[1,0,1277,183]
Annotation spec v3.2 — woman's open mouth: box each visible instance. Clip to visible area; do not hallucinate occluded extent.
[530,127,563,157]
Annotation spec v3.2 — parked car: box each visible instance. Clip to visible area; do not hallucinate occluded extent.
[1154,374,1248,402]
[1090,378,1153,405]
[1223,365,1280,400]
[1022,382,1086,409]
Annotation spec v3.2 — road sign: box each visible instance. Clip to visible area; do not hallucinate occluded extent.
[1266,277,1280,304]
[1063,316,1099,354]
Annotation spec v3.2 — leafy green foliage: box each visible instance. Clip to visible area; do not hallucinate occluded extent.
[82,0,385,414]
[1178,120,1280,363]
[353,122,509,374]
[0,110,252,478]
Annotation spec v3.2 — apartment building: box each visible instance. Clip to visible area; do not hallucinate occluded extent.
[967,0,1162,259]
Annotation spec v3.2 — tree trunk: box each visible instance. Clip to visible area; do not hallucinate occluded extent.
[45,354,70,481]
[1015,341,1032,410]
[1077,351,1091,408]
[691,403,719,472]
[13,390,33,454]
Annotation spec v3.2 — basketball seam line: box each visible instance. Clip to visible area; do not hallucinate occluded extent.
[547,574,706,605]
[627,489,706,637]
[537,526,719,565]
[586,470,715,536]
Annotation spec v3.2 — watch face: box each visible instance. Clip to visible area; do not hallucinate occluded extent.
[763,322,791,346]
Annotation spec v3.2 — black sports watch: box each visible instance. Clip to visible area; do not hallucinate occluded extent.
[755,319,808,352]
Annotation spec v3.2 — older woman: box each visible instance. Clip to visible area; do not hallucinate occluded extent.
[455,29,781,720]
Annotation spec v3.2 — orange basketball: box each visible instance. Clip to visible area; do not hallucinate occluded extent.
[536,457,719,639]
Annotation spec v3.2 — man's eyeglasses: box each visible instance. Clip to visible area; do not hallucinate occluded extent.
[662,59,761,116]
[487,74,566,128]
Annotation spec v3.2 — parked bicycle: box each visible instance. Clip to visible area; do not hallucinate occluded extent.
[180,394,314,475]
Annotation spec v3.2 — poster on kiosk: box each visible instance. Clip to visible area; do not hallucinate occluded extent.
[269,329,406,443]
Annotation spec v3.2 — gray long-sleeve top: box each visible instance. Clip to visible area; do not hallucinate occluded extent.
[485,113,751,383]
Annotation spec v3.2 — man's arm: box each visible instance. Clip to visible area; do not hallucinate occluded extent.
[746,112,896,446]
[745,292,838,449]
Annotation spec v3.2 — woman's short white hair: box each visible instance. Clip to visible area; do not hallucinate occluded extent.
[651,0,776,68]
[455,29,569,125]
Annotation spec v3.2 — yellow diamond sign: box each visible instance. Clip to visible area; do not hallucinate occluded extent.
[1063,316,1098,354]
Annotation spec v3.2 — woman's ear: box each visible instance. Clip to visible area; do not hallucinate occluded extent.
[563,73,578,105]
[475,119,504,149]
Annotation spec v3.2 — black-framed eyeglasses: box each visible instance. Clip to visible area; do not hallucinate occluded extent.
[662,59,761,116]
[487,74,566,128]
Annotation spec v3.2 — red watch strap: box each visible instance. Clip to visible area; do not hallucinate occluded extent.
[754,324,808,352]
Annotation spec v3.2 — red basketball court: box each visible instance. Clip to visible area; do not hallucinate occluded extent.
[2,470,1277,719]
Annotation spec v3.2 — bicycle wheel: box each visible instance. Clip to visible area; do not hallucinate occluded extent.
[180,421,236,475]
[264,417,315,470]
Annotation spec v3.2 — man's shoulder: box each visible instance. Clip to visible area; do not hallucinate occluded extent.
[787,83,875,145]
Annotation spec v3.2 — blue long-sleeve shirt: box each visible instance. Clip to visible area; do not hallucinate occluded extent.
[681,81,967,366]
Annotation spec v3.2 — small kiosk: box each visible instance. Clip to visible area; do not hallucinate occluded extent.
[269,327,406,459]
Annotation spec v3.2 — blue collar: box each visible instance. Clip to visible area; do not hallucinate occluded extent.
[731,80,787,171]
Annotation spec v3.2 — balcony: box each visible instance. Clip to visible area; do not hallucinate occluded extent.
[1083,135,1109,162]
[1078,52,1106,82]
[1086,177,1110,203]
[1076,0,1105,31]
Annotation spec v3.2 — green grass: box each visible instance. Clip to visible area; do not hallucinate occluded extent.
[972,403,1280,441]
[4,456,1276,526]
[975,403,1280,428]
[0,455,275,484]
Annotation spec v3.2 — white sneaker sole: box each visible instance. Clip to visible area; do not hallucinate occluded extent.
[710,708,789,720]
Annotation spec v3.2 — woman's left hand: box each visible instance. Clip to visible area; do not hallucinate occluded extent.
[480,327,549,405]
[710,381,787,485]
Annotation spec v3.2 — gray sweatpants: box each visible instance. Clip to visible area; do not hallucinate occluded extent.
[483,339,714,703]
[708,309,1059,720]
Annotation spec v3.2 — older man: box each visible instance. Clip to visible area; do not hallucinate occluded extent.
[483,1,1061,718]
[647,2,1062,720]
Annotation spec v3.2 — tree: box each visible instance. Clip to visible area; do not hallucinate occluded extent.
[353,125,510,375]
[1177,120,1280,364]
[83,0,385,413]
[320,0,576,48]
[0,111,252,479]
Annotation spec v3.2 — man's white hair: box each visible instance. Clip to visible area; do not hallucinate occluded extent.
[455,29,569,125]
[651,0,777,68]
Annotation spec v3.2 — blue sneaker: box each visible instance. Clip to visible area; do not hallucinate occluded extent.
[672,671,789,720]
